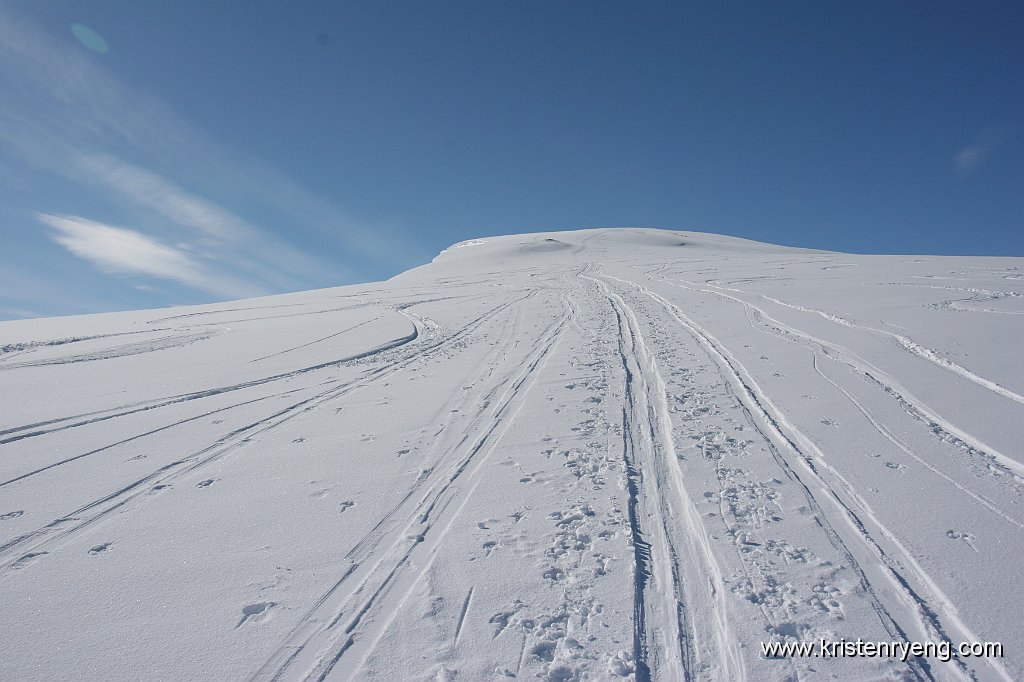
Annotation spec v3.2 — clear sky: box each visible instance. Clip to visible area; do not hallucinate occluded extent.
[1,1,1021,319]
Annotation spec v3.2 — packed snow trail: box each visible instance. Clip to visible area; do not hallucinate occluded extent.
[1,228,1021,681]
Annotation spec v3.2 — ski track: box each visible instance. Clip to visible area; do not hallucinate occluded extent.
[0,295,529,570]
[670,281,1024,532]
[649,274,1024,524]
[602,269,1012,681]
[250,289,571,681]
[0,328,226,370]
[0,295,522,445]
[581,268,744,682]
[0,328,174,357]
[745,289,1024,406]
[653,274,1024,482]
[603,271,940,678]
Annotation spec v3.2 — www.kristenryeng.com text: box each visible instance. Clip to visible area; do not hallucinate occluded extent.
[761,638,1003,663]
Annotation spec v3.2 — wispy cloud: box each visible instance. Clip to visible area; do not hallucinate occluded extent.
[954,129,1005,177]
[0,5,426,314]
[71,153,338,291]
[40,213,260,298]
[76,154,252,243]
[955,144,989,176]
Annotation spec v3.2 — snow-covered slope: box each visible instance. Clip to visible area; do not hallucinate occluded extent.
[2,228,1022,681]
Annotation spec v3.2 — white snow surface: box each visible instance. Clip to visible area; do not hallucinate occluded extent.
[1,227,1022,681]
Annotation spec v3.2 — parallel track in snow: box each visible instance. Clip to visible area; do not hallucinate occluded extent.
[653,273,1024,481]
[602,269,1015,681]
[250,288,573,682]
[581,269,745,682]
[655,275,1024,531]
[0,295,531,573]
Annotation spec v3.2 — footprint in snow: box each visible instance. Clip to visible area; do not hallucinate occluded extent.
[609,650,636,677]
[196,479,215,488]
[11,552,47,570]
[530,641,555,662]
[88,542,112,555]
[946,530,978,551]
[236,601,276,628]
[542,566,565,582]
[307,482,335,498]
[1,510,24,520]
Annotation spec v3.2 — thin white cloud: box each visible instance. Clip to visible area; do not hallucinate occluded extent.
[0,4,425,311]
[70,153,339,290]
[954,129,1004,177]
[955,145,987,176]
[40,213,261,298]
[76,154,251,243]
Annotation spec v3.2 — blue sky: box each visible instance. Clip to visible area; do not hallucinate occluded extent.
[1,1,1021,319]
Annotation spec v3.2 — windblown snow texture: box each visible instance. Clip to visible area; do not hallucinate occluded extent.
[1,228,1021,681]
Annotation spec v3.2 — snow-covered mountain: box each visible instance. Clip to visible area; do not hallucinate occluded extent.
[2,228,1022,681]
